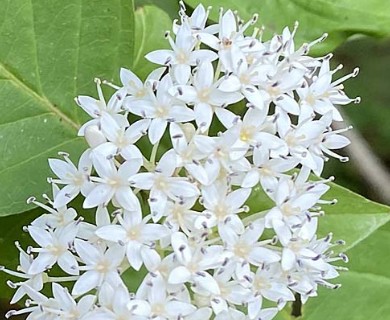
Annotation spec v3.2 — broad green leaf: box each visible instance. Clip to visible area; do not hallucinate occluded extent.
[132,5,173,79]
[184,0,390,54]
[0,0,135,216]
[317,182,390,252]
[300,221,390,320]
[135,0,179,19]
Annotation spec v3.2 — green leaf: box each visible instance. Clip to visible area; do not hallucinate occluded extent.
[183,0,390,54]
[132,4,173,79]
[300,221,390,320]
[0,0,135,216]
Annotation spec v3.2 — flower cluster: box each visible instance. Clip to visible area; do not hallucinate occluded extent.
[2,3,358,319]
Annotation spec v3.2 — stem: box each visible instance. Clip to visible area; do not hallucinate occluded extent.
[334,110,390,204]
[242,210,269,225]
[47,276,79,282]
[291,293,302,317]
[214,60,221,81]
[150,140,160,165]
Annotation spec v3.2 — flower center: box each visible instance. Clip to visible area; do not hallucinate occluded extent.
[233,241,250,258]
[197,88,211,103]
[127,227,140,240]
[152,303,166,315]
[240,126,256,142]
[155,105,169,118]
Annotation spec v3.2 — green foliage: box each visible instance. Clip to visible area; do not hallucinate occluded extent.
[184,0,390,54]
[132,5,172,79]
[0,0,135,216]
[0,0,390,319]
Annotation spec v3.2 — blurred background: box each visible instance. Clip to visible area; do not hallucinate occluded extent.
[326,36,390,205]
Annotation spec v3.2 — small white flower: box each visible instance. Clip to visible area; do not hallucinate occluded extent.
[130,150,200,221]
[195,181,251,233]
[146,23,217,84]
[298,57,359,121]
[76,79,128,136]
[94,112,149,161]
[27,223,79,275]
[127,74,195,143]
[49,150,94,208]
[172,62,242,131]
[84,157,141,211]
[169,232,228,295]
[96,209,168,271]
[219,220,280,276]
[120,66,165,99]
[142,274,197,319]
[170,122,209,184]
[72,240,125,296]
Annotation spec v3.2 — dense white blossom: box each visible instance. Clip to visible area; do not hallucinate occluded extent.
[2,3,358,319]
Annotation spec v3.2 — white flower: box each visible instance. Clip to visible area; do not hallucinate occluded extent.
[198,10,257,71]
[194,263,251,314]
[298,57,360,121]
[72,240,125,296]
[5,284,60,319]
[94,112,149,161]
[30,185,78,229]
[84,157,141,211]
[177,3,213,35]
[76,79,128,135]
[130,150,200,221]
[86,282,150,320]
[265,177,329,236]
[194,130,250,184]
[170,122,209,184]
[229,107,288,161]
[127,74,195,143]
[219,220,280,276]
[49,150,94,208]
[51,283,96,319]
[120,66,165,99]
[146,23,217,84]
[163,197,200,236]
[27,223,79,275]
[172,61,242,131]
[168,232,228,295]
[142,274,197,319]
[195,181,251,233]
[96,209,168,271]
[1,244,44,304]
[247,263,294,316]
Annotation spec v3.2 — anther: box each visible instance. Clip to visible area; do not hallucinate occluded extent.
[177,87,183,95]
[251,13,259,24]
[354,96,361,104]
[339,253,349,263]
[26,196,36,204]
[324,53,333,61]
[58,151,69,157]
